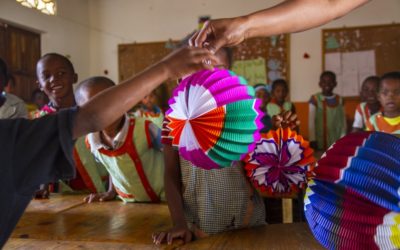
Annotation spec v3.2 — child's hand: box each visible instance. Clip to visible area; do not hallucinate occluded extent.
[84,190,116,203]
[272,110,300,130]
[34,184,50,199]
[152,226,193,245]
[160,46,219,80]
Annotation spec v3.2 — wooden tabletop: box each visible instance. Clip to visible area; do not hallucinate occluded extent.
[5,194,323,250]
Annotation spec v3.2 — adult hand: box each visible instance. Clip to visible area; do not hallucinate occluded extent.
[189,17,248,53]
[161,46,219,80]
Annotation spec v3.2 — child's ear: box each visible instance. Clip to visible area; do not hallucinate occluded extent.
[73,73,78,84]
[37,80,43,91]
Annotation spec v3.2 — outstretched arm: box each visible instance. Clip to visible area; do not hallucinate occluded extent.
[73,47,217,139]
[190,0,369,52]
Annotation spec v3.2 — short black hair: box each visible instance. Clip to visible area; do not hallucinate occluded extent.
[75,76,116,104]
[320,71,336,81]
[271,78,288,92]
[0,57,8,87]
[362,76,380,89]
[38,53,75,73]
[379,71,400,91]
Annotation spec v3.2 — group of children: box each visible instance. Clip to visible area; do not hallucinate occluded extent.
[256,70,399,152]
[1,50,399,245]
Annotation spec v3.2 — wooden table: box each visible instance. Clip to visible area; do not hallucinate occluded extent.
[5,194,323,249]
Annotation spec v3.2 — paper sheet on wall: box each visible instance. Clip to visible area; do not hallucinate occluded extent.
[232,58,267,86]
[324,50,376,97]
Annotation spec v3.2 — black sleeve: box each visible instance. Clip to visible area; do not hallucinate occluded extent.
[0,107,77,247]
[12,107,77,194]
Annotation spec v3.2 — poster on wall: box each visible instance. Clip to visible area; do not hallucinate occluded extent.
[325,50,376,97]
[231,58,267,86]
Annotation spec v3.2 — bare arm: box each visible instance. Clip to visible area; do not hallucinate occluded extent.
[191,0,369,52]
[73,47,217,139]
[153,145,192,245]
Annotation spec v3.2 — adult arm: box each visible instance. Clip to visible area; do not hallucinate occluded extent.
[190,0,369,52]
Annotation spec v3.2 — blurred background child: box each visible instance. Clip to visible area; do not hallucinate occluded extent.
[134,91,164,128]
[30,88,49,111]
[367,72,400,133]
[0,59,28,119]
[352,76,381,132]
[254,83,272,133]
[267,79,295,117]
[308,71,346,151]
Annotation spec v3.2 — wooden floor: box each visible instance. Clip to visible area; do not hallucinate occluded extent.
[5,194,323,250]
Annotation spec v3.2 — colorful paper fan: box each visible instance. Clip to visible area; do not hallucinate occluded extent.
[243,128,315,197]
[165,69,263,170]
[305,132,400,249]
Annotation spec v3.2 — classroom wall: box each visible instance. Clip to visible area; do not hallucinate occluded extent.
[88,0,400,101]
[1,0,399,101]
[0,0,91,82]
[88,0,278,84]
[290,0,400,101]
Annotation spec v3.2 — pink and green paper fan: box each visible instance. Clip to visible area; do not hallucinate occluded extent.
[165,69,263,170]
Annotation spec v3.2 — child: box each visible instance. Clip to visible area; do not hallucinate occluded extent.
[33,53,108,198]
[267,79,296,117]
[366,72,400,133]
[352,76,381,132]
[152,111,299,245]
[134,91,164,128]
[75,77,165,203]
[0,46,217,247]
[308,71,346,150]
[31,88,49,110]
[0,60,28,119]
[254,83,272,133]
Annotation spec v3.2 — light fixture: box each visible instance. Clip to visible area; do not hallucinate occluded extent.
[16,0,57,16]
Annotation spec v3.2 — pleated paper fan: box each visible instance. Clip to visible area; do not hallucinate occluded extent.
[243,128,315,198]
[165,69,263,170]
[305,132,400,250]
[315,132,400,212]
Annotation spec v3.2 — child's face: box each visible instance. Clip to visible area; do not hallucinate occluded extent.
[319,75,336,96]
[272,85,287,103]
[36,56,77,103]
[360,80,379,104]
[255,89,270,107]
[141,93,155,109]
[379,79,400,117]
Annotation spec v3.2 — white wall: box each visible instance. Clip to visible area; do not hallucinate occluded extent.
[88,0,278,84]
[0,0,91,82]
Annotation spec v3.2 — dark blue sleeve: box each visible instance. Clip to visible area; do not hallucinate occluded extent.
[0,107,77,248]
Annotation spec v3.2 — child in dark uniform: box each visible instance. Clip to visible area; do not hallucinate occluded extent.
[0,47,217,247]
